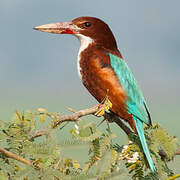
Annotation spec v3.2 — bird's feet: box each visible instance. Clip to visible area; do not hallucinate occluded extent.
[94,96,112,117]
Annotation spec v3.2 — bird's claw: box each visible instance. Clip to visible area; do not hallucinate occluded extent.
[94,96,112,117]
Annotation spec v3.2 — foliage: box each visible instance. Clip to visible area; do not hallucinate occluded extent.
[0,109,179,180]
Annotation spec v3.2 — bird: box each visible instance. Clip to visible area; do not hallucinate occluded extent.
[34,16,156,172]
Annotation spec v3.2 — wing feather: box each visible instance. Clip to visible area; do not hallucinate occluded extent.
[109,53,151,125]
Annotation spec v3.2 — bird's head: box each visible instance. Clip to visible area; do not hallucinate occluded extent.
[34,16,118,51]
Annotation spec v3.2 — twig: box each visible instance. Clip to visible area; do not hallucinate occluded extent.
[30,106,99,140]
[31,128,49,141]
[53,106,99,128]
[66,107,76,113]
[0,146,32,165]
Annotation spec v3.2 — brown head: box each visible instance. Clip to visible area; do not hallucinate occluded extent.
[34,16,118,51]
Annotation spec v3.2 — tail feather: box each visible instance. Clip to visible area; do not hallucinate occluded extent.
[134,117,156,172]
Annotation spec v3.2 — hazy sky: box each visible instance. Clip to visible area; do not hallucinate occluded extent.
[0,0,180,137]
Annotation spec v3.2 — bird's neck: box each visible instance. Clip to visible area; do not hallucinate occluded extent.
[76,34,94,53]
[75,33,123,79]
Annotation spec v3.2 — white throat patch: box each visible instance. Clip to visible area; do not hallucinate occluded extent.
[75,34,93,79]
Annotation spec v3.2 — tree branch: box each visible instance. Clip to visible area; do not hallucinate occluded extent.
[31,105,132,139]
[53,106,99,128]
[52,105,132,136]
[31,105,180,156]
[104,112,133,135]
[0,146,32,165]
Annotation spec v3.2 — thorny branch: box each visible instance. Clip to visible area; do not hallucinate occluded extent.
[52,105,132,136]
[53,106,99,128]
[0,105,179,167]
[31,105,132,140]
[31,105,180,157]
[0,146,32,165]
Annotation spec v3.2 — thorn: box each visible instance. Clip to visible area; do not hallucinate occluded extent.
[59,122,69,130]
[97,118,106,127]
[66,107,76,113]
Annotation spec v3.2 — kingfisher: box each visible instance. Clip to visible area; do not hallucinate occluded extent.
[34,16,156,172]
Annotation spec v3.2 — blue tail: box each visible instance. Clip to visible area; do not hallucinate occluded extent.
[134,117,156,172]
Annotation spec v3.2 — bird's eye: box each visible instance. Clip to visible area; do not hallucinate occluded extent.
[84,22,91,27]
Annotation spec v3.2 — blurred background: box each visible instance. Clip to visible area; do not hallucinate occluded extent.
[0,0,180,171]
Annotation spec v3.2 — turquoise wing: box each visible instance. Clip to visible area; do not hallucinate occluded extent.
[109,53,156,171]
[109,53,151,125]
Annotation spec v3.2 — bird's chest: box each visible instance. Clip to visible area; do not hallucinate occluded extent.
[78,55,103,101]
[77,49,130,120]
[78,52,126,104]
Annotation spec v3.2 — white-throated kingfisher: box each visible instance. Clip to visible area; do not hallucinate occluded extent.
[34,16,156,172]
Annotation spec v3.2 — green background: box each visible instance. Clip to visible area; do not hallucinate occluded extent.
[1,0,180,175]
